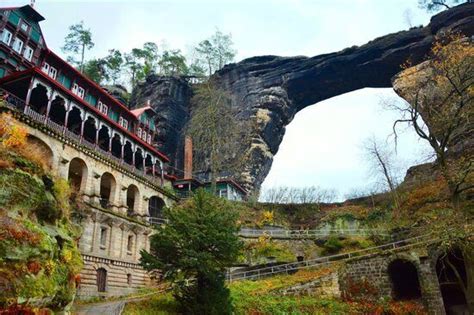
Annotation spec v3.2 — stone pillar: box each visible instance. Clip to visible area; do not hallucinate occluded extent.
[44,90,54,122]
[419,258,446,314]
[90,213,99,253]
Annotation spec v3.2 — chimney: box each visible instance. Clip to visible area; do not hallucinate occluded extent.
[184,136,193,179]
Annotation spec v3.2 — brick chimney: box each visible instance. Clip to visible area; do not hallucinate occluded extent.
[184,136,193,179]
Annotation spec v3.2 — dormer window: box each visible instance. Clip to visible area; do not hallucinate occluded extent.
[12,37,24,54]
[41,62,50,74]
[72,83,85,99]
[23,46,34,62]
[98,101,108,115]
[49,67,57,80]
[1,29,12,46]
[20,21,29,33]
[119,117,128,130]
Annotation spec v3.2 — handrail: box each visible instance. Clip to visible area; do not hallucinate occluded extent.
[227,234,436,282]
[238,228,389,238]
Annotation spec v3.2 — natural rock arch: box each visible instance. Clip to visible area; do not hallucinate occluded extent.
[130,3,474,191]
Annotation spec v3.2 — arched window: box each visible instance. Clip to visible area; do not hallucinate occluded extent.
[67,106,82,135]
[123,141,133,165]
[83,116,97,144]
[96,268,107,292]
[388,259,421,300]
[98,125,110,152]
[111,134,122,159]
[99,172,116,208]
[126,185,140,215]
[148,196,165,221]
[68,157,88,192]
[134,148,144,170]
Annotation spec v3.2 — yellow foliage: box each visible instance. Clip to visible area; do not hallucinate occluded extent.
[0,113,27,149]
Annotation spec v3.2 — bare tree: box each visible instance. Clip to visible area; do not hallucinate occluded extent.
[260,186,338,204]
[363,137,401,212]
[391,33,474,205]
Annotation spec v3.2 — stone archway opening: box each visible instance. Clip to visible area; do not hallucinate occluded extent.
[68,157,88,193]
[49,95,66,126]
[388,259,422,301]
[26,135,54,170]
[29,84,49,114]
[100,172,116,209]
[436,248,468,314]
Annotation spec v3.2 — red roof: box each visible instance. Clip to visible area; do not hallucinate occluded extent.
[131,105,156,118]
[0,67,170,162]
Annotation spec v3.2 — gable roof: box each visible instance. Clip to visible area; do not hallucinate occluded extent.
[18,5,45,22]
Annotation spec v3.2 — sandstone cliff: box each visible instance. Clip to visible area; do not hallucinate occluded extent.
[132,3,474,192]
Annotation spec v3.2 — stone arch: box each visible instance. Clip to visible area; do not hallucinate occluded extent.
[99,172,116,208]
[67,106,83,135]
[48,95,66,126]
[25,134,54,169]
[387,258,422,300]
[436,247,468,314]
[68,157,88,192]
[97,124,111,152]
[29,83,49,114]
[83,116,97,144]
[126,184,140,215]
[148,196,165,219]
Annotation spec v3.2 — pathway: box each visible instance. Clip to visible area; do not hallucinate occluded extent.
[74,300,125,315]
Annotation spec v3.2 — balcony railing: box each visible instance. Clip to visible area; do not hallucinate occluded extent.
[1,87,172,191]
[148,216,168,226]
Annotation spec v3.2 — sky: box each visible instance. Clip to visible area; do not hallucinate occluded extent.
[4,0,437,198]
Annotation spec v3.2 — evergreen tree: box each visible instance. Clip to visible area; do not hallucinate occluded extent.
[61,21,95,73]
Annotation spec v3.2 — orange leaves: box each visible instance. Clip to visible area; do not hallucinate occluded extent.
[0,113,27,149]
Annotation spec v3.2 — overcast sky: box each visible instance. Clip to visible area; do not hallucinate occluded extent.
[5,0,436,198]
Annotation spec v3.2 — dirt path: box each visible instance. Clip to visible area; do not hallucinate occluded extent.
[74,300,126,315]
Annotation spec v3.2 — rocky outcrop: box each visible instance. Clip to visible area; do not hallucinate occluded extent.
[130,75,193,172]
[134,3,474,191]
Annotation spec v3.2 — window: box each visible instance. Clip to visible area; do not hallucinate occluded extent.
[147,134,152,144]
[219,189,228,198]
[72,83,85,99]
[137,127,142,138]
[49,66,57,80]
[119,117,128,129]
[127,273,132,286]
[12,37,23,54]
[1,29,12,46]
[142,131,147,141]
[23,46,34,61]
[98,101,108,115]
[99,227,108,249]
[127,235,134,254]
[20,21,29,33]
[41,62,50,74]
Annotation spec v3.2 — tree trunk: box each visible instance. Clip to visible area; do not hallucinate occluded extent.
[80,44,85,73]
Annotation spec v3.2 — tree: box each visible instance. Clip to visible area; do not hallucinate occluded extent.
[124,48,146,89]
[142,42,160,76]
[193,29,236,77]
[82,58,107,84]
[61,21,95,73]
[104,49,124,84]
[187,80,248,191]
[418,0,465,12]
[159,49,189,76]
[363,137,401,213]
[259,186,338,204]
[392,33,473,205]
[141,190,242,315]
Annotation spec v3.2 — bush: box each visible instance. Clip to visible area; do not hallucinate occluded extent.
[321,236,343,255]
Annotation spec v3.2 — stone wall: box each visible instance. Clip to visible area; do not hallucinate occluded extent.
[11,112,176,298]
[339,250,446,314]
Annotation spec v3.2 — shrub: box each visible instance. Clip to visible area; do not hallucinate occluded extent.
[321,236,343,255]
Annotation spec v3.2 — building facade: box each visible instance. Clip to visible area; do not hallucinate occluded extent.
[0,4,176,298]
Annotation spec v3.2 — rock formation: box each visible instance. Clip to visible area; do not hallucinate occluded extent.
[132,3,474,192]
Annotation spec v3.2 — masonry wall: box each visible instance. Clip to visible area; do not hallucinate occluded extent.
[11,113,176,298]
[339,250,446,315]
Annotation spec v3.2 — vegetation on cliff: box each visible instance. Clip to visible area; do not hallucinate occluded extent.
[0,112,83,313]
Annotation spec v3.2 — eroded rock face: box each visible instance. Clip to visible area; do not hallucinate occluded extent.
[133,3,474,192]
[130,75,193,170]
